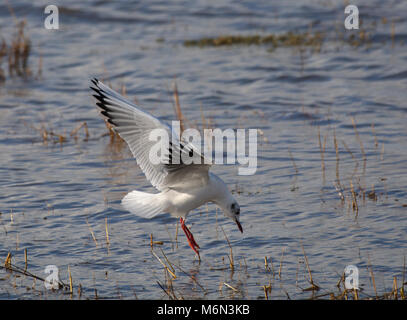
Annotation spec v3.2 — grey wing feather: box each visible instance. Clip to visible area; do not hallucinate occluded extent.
[90,78,210,191]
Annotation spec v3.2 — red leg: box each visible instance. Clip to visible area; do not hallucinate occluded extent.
[180,217,200,259]
[181,219,200,249]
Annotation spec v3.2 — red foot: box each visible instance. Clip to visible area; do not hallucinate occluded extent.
[180,217,200,259]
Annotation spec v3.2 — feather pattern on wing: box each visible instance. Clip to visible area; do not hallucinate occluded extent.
[90,78,210,191]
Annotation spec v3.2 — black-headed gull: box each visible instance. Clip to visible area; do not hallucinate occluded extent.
[90,79,242,258]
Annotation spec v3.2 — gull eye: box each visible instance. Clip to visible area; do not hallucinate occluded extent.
[231,203,235,210]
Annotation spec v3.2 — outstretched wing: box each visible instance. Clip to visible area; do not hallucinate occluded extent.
[90,78,210,191]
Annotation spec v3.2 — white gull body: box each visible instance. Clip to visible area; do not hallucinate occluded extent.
[90,79,242,235]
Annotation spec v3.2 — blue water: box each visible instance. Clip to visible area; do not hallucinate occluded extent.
[0,0,406,299]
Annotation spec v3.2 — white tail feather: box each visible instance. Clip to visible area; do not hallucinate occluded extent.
[121,190,165,218]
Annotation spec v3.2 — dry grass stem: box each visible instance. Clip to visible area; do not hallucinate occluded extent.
[24,248,27,272]
[220,226,234,271]
[85,218,98,247]
[105,217,110,246]
[157,280,176,300]
[371,123,379,149]
[172,80,185,133]
[150,234,164,248]
[151,250,176,279]
[301,244,320,291]
[278,247,285,279]
[333,129,341,187]
[175,221,179,249]
[223,282,239,292]
[4,252,12,270]
[351,117,366,174]
[263,285,269,299]
[288,149,299,191]
[264,256,270,272]
[393,276,398,300]
[70,122,90,141]
[68,265,73,294]
[349,179,359,215]
[367,255,378,299]
[391,20,395,48]
[174,263,207,293]
[159,248,175,275]
[318,127,327,181]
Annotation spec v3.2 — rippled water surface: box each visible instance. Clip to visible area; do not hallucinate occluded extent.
[1,0,406,299]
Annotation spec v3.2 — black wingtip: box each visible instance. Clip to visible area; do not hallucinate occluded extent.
[107,117,118,126]
[90,86,100,94]
[100,110,111,118]
[96,102,111,112]
[90,78,100,91]
[93,93,105,103]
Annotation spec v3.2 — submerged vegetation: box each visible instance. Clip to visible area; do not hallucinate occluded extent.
[23,120,90,146]
[184,31,324,52]
[1,236,406,300]
[183,17,401,52]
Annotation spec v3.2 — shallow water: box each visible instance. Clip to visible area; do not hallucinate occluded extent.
[0,0,406,299]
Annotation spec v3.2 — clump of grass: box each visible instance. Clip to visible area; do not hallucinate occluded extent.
[8,20,31,78]
[313,115,391,208]
[0,19,41,83]
[1,250,69,291]
[0,0,43,82]
[22,116,95,148]
[26,120,91,146]
[33,123,66,145]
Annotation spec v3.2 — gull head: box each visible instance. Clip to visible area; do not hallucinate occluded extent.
[227,200,243,233]
[209,173,243,233]
[216,195,243,233]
